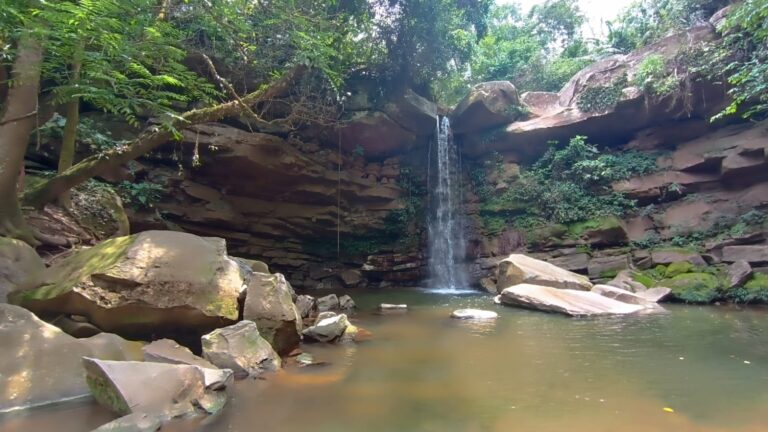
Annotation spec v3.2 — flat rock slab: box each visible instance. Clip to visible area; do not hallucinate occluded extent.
[82,358,231,417]
[0,304,143,413]
[496,254,592,293]
[450,309,499,320]
[499,284,646,317]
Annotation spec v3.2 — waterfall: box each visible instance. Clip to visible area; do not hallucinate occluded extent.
[427,116,467,291]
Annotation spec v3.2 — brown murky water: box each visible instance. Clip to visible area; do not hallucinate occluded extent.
[2,288,768,432]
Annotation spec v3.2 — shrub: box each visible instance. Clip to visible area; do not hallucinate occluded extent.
[634,54,678,97]
[726,273,768,304]
[661,272,721,304]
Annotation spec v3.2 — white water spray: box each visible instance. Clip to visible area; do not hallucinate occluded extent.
[427,116,468,291]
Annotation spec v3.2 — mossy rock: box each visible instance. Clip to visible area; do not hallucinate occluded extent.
[726,273,768,304]
[659,272,721,304]
[665,262,695,278]
[10,231,243,336]
[630,271,656,288]
[526,224,568,246]
[568,216,621,237]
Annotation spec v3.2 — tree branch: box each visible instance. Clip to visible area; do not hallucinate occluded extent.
[23,65,307,208]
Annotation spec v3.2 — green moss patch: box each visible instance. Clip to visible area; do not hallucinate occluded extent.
[660,272,721,304]
[10,235,136,304]
[566,216,621,238]
[726,273,768,304]
[630,271,656,288]
[665,262,695,278]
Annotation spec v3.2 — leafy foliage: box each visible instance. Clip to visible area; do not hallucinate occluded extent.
[634,54,679,97]
[509,136,657,224]
[707,0,768,120]
[606,0,730,53]
[116,181,163,209]
[576,75,628,113]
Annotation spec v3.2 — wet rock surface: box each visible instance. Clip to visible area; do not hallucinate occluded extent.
[201,321,281,379]
[0,304,143,413]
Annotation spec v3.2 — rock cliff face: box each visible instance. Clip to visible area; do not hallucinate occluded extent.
[453,17,768,300]
[126,91,436,288]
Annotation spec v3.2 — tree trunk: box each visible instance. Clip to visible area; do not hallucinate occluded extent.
[57,46,83,206]
[0,36,43,244]
[24,65,306,208]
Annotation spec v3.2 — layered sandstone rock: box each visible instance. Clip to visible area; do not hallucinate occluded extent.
[496,254,593,292]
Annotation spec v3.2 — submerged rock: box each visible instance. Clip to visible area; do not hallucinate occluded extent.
[302,314,350,343]
[0,304,143,413]
[450,309,499,320]
[201,321,281,379]
[242,272,302,355]
[378,303,408,310]
[82,358,231,417]
[91,412,165,432]
[9,231,245,337]
[499,284,647,316]
[496,254,593,292]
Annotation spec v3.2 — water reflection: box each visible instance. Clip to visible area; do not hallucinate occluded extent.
[3,290,767,432]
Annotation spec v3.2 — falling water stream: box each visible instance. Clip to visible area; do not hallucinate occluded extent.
[427,116,468,292]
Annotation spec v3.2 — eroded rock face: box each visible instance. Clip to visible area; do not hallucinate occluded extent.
[0,304,143,413]
[295,295,316,318]
[201,321,281,379]
[496,254,593,292]
[316,294,340,312]
[498,284,647,316]
[9,231,244,337]
[242,272,302,355]
[451,81,522,134]
[0,237,45,302]
[82,358,231,417]
[129,122,410,289]
[459,24,724,160]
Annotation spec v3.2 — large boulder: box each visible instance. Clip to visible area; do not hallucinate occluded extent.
[498,284,647,316]
[0,304,143,412]
[82,357,231,417]
[496,254,593,293]
[0,237,45,302]
[9,231,245,337]
[201,321,281,379]
[242,272,302,355]
[451,81,522,134]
